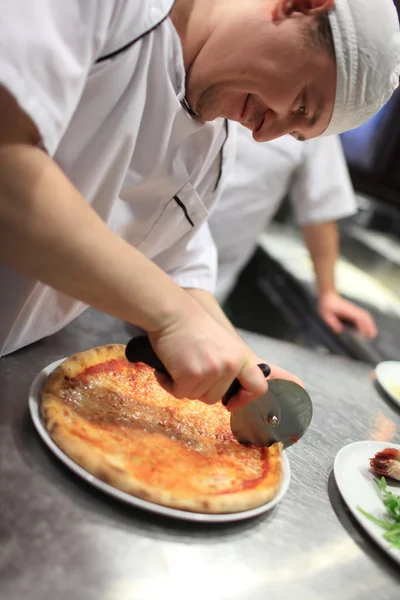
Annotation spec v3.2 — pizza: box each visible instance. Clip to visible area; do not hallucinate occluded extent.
[40,344,283,514]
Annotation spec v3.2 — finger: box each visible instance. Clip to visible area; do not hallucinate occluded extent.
[322,311,343,334]
[361,313,378,339]
[368,320,378,339]
[355,316,370,337]
[154,371,174,394]
[201,358,271,408]
[197,374,238,406]
[334,300,377,339]
[171,373,208,400]
[180,369,235,405]
[227,388,262,412]
[350,310,377,339]
[170,361,238,403]
[159,369,229,405]
[225,364,268,411]
[172,344,238,397]
[238,363,269,396]
[227,364,305,411]
[268,364,304,388]
[157,372,206,401]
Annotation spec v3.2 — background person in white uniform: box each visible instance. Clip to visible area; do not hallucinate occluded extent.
[210,126,377,338]
[0,0,398,408]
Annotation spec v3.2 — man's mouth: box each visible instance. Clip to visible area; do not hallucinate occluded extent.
[253,115,265,133]
[241,94,250,120]
[240,94,266,133]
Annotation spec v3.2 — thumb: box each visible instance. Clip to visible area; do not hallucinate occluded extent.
[239,363,269,395]
[226,364,268,411]
[227,385,268,413]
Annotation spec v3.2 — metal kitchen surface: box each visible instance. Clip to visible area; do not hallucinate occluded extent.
[1,309,400,600]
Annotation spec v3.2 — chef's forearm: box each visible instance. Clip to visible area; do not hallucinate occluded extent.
[301,221,338,295]
[0,142,188,332]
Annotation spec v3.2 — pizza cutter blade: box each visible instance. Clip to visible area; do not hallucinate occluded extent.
[227,379,313,448]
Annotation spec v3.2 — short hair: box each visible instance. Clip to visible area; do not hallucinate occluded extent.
[306,13,335,57]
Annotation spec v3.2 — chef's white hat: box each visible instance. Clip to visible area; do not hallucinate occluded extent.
[323,0,400,136]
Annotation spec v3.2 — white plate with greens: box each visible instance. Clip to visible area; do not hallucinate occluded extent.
[334,440,400,564]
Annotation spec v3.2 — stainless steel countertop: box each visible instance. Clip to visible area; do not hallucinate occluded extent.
[1,308,400,600]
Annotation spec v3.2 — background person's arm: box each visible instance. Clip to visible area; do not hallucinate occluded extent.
[302,221,377,338]
[291,135,377,338]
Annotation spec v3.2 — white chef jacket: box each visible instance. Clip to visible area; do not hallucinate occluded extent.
[0,0,233,356]
[209,124,358,303]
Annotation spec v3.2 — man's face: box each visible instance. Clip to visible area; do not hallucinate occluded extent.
[185,8,336,142]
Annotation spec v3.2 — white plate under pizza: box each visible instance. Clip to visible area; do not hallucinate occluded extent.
[29,346,290,523]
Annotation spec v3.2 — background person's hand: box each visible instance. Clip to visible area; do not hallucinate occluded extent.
[318,290,377,338]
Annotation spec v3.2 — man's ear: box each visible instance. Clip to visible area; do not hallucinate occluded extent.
[271,0,334,22]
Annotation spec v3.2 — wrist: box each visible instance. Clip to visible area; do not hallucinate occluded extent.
[318,287,338,299]
[145,285,200,334]
[319,286,336,296]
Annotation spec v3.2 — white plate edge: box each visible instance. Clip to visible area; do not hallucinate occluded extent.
[375,361,400,408]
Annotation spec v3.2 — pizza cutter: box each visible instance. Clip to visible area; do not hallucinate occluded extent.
[222,373,313,448]
[125,336,313,448]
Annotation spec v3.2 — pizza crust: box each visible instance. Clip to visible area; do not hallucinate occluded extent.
[40,345,283,514]
[44,344,127,392]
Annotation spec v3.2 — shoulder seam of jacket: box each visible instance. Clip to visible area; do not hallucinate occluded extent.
[96,2,175,63]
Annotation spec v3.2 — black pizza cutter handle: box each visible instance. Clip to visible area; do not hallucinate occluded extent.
[221,363,271,406]
[125,335,170,376]
[125,335,271,404]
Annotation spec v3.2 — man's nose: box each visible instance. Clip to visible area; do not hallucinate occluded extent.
[253,115,293,143]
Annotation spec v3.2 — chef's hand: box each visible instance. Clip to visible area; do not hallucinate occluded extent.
[318,290,377,339]
[148,302,268,406]
[226,358,305,412]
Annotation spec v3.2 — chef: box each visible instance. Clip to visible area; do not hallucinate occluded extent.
[210,126,377,338]
[0,0,398,408]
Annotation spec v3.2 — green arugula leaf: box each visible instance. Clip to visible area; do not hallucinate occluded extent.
[357,477,400,550]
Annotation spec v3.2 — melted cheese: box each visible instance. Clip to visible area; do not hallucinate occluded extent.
[58,360,271,496]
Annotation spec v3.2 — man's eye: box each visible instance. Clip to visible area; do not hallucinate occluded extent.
[295,94,308,116]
